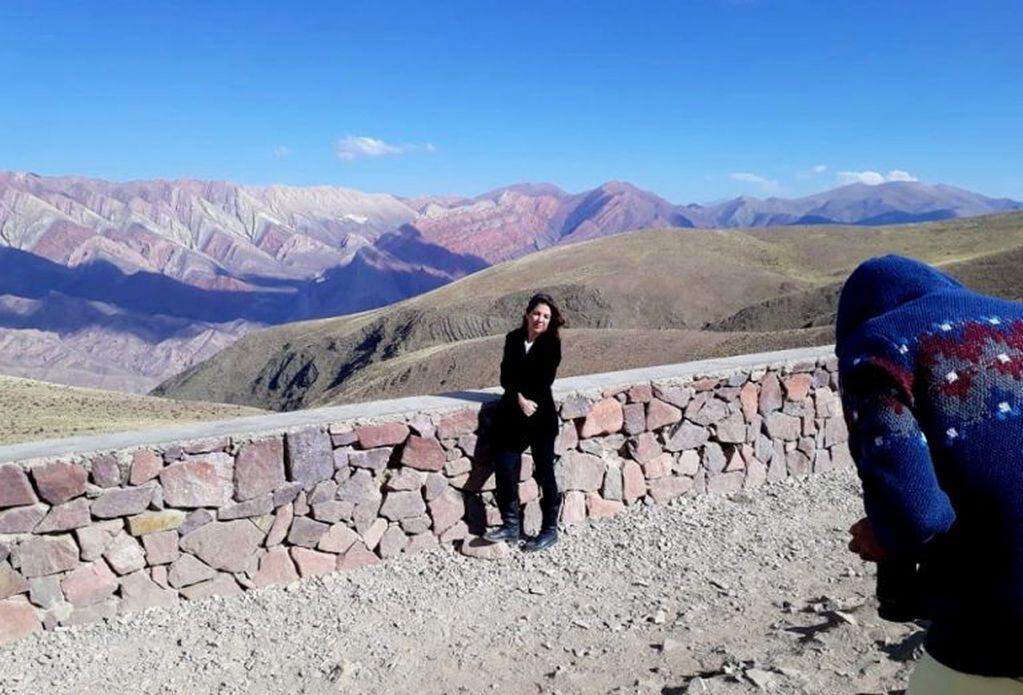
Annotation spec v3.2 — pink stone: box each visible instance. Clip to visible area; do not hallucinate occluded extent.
[161,454,234,508]
[287,517,329,548]
[355,422,410,449]
[622,461,647,503]
[622,403,646,435]
[586,494,625,519]
[556,451,605,492]
[0,562,28,600]
[142,531,180,565]
[407,413,436,438]
[0,504,47,533]
[744,458,768,489]
[428,489,465,535]
[706,471,746,494]
[579,398,624,438]
[377,525,409,558]
[0,597,42,645]
[76,520,123,562]
[126,510,186,536]
[642,453,672,480]
[118,570,177,613]
[627,432,662,464]
[554,422,579,455]
[35,498,91,533]
[180,574,241,601]
[16,535,79,577]
[648,475,693,503]
[129,450,163,485]
[361,518,388,550]
[783,373,814,402]
[435,409,478,439]
[234,438,286,501]
[91,486,154,518]
[61,561,119,606]
[739,382,759,421]
[676,450,701,477]
[349,448,392,472]
[759,372,783,412]
[627,383,653,403]
[400,436,446,472]
[291,547,337,577]
[265,504,294,547]
[518,479,539,504]
[89,455,122,488]
[406,532,438,554]
[439,520,469,544]
[318,523,360,554]
[30,460,87,505]
[182,437,229,455]
[329,426,358,447]
[254,547,300,588]
[103,533,146,575]
[179,520,263,573]
[561,491,586,524]
[337,542,381,571]
[385,468,428,492]
[645,399,682,431]
[653,384,694,409]
[379,491,427,520]
[168,554,216,588]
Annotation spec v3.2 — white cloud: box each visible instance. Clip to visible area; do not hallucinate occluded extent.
[729,171,780,191]
[812,164,827,173]
[273,146,291,158]
[336,135,436,161]
[837,169,919,186]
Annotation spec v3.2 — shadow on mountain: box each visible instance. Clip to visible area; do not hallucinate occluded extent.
[375,226,489,276]
[856,209,956,226]
[0,246,481,334]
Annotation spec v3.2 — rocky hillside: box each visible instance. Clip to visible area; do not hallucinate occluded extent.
[154,212,1023,411]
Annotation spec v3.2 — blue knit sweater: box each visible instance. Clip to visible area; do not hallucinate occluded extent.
[836,255,1023,677]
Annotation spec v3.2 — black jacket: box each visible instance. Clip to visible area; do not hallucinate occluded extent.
[497,327,562,447]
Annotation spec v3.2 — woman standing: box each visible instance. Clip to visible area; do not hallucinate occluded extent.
[484,293,565,552]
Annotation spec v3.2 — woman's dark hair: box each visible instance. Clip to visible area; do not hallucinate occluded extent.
[520,292,565,340]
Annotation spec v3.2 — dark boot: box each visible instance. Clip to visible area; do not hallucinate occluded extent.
[482,502,520,543]
[522,493,560,552]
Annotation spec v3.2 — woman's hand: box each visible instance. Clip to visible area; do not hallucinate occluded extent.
[517,393,538,417]
[848,517,889,562]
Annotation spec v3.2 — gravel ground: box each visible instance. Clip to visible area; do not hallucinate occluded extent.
[0,469,922,694]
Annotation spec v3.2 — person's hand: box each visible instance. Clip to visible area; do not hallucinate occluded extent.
[848,517,889,562]
[518,393,538,417]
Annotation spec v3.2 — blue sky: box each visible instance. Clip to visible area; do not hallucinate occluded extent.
[1,0,1020,202]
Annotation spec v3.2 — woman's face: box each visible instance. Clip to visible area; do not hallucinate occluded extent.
[526,303,552,337]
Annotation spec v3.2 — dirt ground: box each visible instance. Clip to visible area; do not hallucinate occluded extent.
[0,469,922,694]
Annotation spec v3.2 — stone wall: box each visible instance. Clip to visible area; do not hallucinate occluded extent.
[0,346,849,646]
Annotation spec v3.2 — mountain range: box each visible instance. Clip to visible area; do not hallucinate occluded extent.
[0,170,1019,392]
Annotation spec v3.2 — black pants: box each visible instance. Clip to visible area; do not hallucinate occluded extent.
[494,428,561,525]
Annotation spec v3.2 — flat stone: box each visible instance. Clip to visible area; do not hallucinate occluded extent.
[182,437,229,455]
[286,427,334,490]
[626,383,653,403]
[559,395,592,419]
[104,533,147,575]
[76,519,123,561]
[689,398,728,426]
[0,597,42,646]
[716,413,747,444]
[92,484,155,519]
[291,547,337,577]
[555,451,605,492]
[648,475,693,503]
[362,518,388,550]
[16,535,79,577]
[702,443,727,473]
[253,547,299,588]
[400,515,431,535]
[561,490,586,524]
[554,422,579,455]
[286,517,330,549]
[579,398,624,438]
[428,489,465,535]
[329,424,358,446]
[423,473,448,502]
[622,403,646,435]
[406,532,438,554]
[663,421,709,452]
[377,525,409,558]
[61,561,119,606]
[62,598,118,627]
[459,536,511,560]
[219,495,274,521]
[180,574,241,601]
[783,373,814,401]
[622,461,647,503]
[676,450,701,477]
[35,498,91,533]
[167,554,216,588]
[0,561,28,600]
[161,454,234,508]
[759,372,783,412]
[407,412,437,438]
[349,447,392,473]
[601,461,623,501]
[272,482,304,508]
[443,457,472,477]
[653,384,695,409]
[179,520,264,572]
[386,468,428,492]
[436,409,478,439]
[0,503,47,533]
[129,450,163,486]
[127,510,186,536]
[27,575,63,609]
[765,412,802,441]
[518,478,539,504]
[265,504,294,547]
[456,434,478,457]
[353,499,382,536]
[337,542,381,570]
[745,457,768,489]
[318,523,360,554]
[31,460,88,505]
[89,455,122,488]
[586,494,625,519]
[401,436,446,472]
[787,449,813,476]
[142,531,180,565]
[118,570,177,613]
[627,432,662,464]
[337,469,382,506]
[234,438,285,501]
[151,565,170,589]
[707,470,745,494]
[646,399,683,431]
[642,453,672,479]
[333,447,352,471]
[439,519,470,544]
[739,382,759,421]
[380,490,427,520]
[355,422,409,449]
[312,500,349,523]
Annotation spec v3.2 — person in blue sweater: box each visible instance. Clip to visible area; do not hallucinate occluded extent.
[836,255,1023,692]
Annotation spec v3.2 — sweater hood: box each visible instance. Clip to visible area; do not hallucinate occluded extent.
[836,255,963,352]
